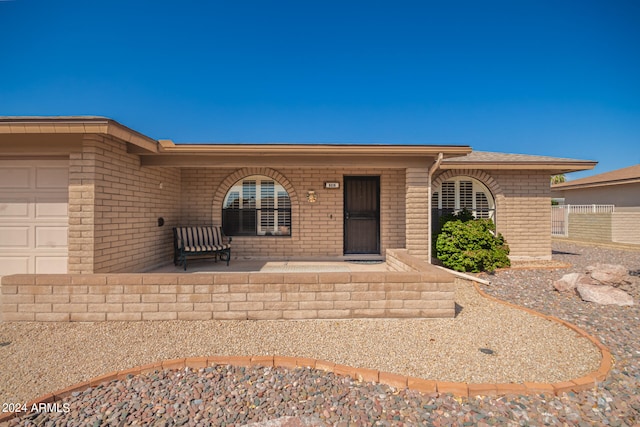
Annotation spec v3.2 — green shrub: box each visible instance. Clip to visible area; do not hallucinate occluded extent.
[435,215,510,273]
[437,209,475,230]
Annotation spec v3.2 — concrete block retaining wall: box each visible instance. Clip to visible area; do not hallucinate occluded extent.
[564,212,640,246]
[568,213,612,243]
[386,248,429,272]
[1,262,455,321]
[611,212,640,245]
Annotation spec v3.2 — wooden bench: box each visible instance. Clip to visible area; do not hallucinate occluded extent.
[173,226,232,271]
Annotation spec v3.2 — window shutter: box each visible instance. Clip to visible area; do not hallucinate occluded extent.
[441,182,455,209]
[459,181,473,210]
[475,192,490,218]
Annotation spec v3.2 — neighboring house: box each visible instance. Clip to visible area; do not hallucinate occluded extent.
[551,164,640,246]
[0,116,597,276]
[551,164,640,212]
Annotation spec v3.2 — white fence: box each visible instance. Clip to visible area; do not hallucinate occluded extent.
[551,204,616,237]
[566,204,615,214]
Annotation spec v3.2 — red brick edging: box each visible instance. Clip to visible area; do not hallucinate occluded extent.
[470,282,612,391]
[0,282,612,424]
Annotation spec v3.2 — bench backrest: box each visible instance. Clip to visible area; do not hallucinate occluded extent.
[174,226,226,249]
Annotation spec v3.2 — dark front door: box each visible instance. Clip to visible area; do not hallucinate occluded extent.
[344,176,380,254]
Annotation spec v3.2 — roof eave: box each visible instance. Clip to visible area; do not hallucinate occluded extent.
[552,177,640,191]
[440,161,597,173]
[0,116,159,153]
[156,139,472,157]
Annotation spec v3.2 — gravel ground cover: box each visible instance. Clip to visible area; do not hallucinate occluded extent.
[1,241,638,426]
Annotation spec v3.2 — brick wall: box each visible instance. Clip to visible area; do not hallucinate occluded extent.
[612,212,640,245]
[566,212,640,246]
[494,171,551,260]
[68,135,181,274]
[405,168,430,259]
[555,212,640,246]
[1,266,455,321]
[180,168,406,258]
[386,248,429,272]
[66,137,560,270]
[568,213,612,243]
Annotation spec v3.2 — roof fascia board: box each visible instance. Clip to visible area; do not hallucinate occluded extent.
[106,122,158,153]
[156,139,471,157]
[552,178,640,191]
[140,154,439,168]
[0,133,83,155]
[0,117,159,153]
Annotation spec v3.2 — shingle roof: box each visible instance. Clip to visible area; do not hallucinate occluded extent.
[552,164,640,190]
[440,151,597,173]
[443,151,590,163]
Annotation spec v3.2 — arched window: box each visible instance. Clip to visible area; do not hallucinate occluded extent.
[432,177,495,220]
[222,175,291,236]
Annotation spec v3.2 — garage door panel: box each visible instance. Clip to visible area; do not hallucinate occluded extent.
[0,226,30,247]
[35,256,68,274]
[0,167,31,189]
[0,161,69,275]
[0,257,30,275]
[35,226,68,248]
[0,199,30,217]
[35,197,68,218]
[36,167,69,189]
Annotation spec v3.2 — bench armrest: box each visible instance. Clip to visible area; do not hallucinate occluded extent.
[220,229,232,245]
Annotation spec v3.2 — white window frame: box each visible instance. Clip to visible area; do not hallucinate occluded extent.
[433,177,495,221]
[223,175,291,236]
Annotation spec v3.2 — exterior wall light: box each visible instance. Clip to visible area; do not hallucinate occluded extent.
[306,190,317,203]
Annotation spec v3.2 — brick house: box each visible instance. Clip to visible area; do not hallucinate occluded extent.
[0,116,598,322]
[0,116,597,276]
[551,164,640,211]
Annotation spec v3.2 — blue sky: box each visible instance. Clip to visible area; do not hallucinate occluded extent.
[1,1,638,179]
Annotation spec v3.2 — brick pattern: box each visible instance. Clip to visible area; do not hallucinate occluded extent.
[180,167,406,258]
[496,171,552,260]
[568,213,612,243]
[65,134,559,271]
[0,282,612,423]
[387,248,432,273]
[68,135,181,274]
[610,212,640,245]
[0,269,455,321]
[405,168,430,258]
[559,212,640,246]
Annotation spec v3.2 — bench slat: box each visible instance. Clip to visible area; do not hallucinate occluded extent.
[173,226,232,270]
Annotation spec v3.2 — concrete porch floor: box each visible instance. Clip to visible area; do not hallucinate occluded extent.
[147,258,390,273]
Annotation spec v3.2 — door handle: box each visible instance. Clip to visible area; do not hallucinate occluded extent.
[345,212,350,220]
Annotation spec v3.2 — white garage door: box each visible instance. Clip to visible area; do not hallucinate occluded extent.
[0,160,69,275]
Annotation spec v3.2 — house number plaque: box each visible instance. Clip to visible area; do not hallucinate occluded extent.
[324,182,340,189]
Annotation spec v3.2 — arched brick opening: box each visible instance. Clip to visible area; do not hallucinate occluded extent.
[432,169,502,198]
[211,168,300,237]
[432,169,505,229]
